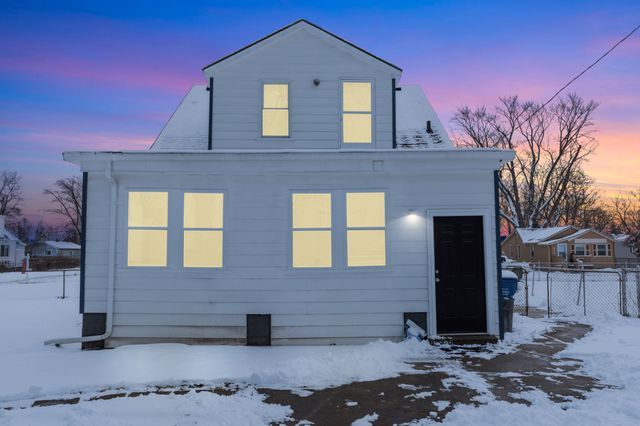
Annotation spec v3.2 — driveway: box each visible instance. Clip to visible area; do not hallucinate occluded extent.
[262,321,606,424]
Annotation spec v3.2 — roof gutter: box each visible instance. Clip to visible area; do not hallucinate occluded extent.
[207,77,214,150]
[392,78,397,149]
[45,162,117,347]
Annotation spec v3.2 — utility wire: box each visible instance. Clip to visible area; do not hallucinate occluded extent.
[520,22,640,122]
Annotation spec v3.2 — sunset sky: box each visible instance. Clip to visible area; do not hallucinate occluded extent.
[1,0,638,225]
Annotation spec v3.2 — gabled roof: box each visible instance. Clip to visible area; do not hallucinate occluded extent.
[202,19,402,73]
[515,226,577,244]
[539,228,615,246]
[395,85,453,148]
[150,85,453,150]
[39,241,81,249]
[1,228,25,245]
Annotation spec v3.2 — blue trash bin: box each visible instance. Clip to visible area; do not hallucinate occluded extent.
[501,270,518,332]
[501,270,518,299]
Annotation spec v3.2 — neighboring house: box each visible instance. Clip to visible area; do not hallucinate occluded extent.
[31,241,81,258]
[613,235,640,267]
[0,215,27,268]
[59,19,514,349]
[502,226,616,268]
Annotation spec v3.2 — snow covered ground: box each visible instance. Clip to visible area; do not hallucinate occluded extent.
[514,268,640,317]
[1,271,640,425]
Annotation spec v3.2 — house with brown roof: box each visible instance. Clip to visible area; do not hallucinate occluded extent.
[501,226,616,268]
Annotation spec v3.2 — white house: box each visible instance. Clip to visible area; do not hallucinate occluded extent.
[0,215,26,269]
[53,20,514,349]
[31,241,81,258]
[613,235,639,267]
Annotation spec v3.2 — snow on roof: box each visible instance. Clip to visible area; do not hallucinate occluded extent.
[516,226,576,244]
[395,85,454,149]
[41,241,81,250]
[613,234,630,242]
[1,228,25,245]
[539,228,614,246]
[151,86,209,151]
[151,84,454,151]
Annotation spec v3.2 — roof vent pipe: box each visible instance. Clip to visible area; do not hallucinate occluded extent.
[426,120,433,134]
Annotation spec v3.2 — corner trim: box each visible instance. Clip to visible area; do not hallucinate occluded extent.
[392,78,397,149]
[79,171,88,314]
[208,77,214,150]
[494,170,504,339]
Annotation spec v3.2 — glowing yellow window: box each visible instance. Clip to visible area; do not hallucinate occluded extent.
[342,82,372,144]
[346,192,386,266]
[127,192,168,267]
[262,83,289,137]
[183,193,223,268]
[292,193,332,268]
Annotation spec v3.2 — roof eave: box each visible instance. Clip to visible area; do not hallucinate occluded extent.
[202,19,402,73]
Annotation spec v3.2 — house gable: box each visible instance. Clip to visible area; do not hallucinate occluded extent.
[200,20,403,150]
[203,19,402,75]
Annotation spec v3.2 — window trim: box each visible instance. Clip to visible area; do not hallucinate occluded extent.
[345,191,387,268]
[557,243,568,259]
[574,243,586,256]
[595,243,609,257]
[290,191,333,269]
[0,244,9,257]
[125,190,169,268]
[260,81,290,139]
[182,192,225,269]
[340,79,375,147]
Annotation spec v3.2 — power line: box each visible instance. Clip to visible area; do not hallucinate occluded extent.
[522,22,640,121]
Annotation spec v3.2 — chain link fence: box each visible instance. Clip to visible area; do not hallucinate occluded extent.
[508,266,640,318]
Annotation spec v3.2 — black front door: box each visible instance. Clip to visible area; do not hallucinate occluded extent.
[434,216,487,334]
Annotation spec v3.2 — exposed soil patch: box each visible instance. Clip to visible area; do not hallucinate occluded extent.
[261,321,607,424]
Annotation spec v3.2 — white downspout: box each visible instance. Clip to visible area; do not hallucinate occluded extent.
[45,162,117,347]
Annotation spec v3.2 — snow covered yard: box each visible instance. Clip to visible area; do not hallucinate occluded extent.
[1,272,640,425]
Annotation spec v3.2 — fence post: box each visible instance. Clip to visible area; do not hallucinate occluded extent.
[636,267,640,319]
[62,269,66,300]
[524,270,529,317]
[621,270,628,316]
[546,271,551,318]
[582,271,587,316]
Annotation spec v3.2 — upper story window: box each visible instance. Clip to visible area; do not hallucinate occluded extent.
[127,192,168,267]
[342,81,372,144]
[262,83,289,137]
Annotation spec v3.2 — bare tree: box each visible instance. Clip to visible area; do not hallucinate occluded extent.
[0,170,23,217]
[43,176,83,243]
[453,93,598,229]
[611,189,640,235]
[6,217,33,243]
[611,189,640,255]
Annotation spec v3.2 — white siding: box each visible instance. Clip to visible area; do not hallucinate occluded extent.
[208,28,396,150]
[78,151,502,344]
[84,174,111,312]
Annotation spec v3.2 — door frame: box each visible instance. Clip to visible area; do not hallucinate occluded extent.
[426,208,498,337]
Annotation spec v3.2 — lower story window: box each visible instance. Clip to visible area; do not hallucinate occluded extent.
[595,244,609,256]
[0,245,8,257]
[183,193,224,268]
[346,192,386,267]
[127,191,168,267]
[574,243,586,256]
[557,243,567,258]
[292,193,332,268]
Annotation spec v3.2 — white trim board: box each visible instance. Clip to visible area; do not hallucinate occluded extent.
[425,208,498,338]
